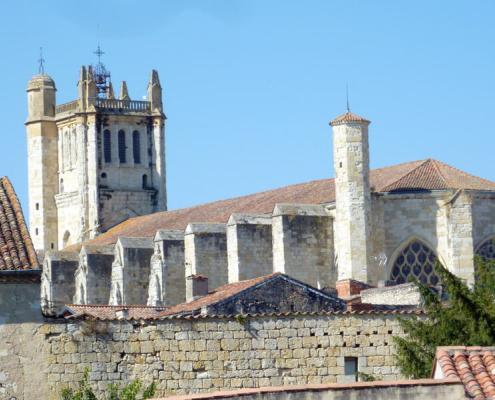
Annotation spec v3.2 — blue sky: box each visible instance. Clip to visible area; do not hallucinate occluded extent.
[1,1,494,213]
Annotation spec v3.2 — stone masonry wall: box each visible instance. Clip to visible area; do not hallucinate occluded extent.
[42,313,406,399]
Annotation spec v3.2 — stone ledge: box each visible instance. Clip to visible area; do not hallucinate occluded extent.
[272,203,329,217]
[227,213,272,226]
[154,229,185,242]
[185,223,226,235]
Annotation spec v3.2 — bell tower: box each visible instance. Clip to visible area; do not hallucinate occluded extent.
[331,111,371,282]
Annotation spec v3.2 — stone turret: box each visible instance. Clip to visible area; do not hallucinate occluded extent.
[26,73,59,252]
[147,70,162,112]
[119,81,130,100]
[85,66,96,108]
[331,111,371,282]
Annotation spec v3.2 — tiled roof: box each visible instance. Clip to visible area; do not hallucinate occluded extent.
[330,111,370,126]
[66,159,495,250]
[0,177,38,270]
[63,304,167,320]
[159,274,280,318]
[434,346,495,399]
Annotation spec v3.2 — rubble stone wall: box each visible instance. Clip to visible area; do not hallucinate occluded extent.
[42,313,406,399]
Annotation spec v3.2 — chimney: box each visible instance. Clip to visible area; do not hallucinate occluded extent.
[186,275,208,302]
[335,279,372,299]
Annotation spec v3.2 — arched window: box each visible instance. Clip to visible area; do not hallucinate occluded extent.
[63,231,71,248]
[390,240,441,285]
[103,129,112,163]
[142,174,148,189]
[132,130,141,164]
[476,238,495,261]
[118,130,126,163]
[60,178,64,193]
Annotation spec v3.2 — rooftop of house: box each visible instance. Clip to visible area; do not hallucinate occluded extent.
[434,346,495,400]
[66,158,495,251]
[0,177,38,271]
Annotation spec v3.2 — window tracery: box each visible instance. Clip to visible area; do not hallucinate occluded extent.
[476,238,495,260]
[390,240,441,285]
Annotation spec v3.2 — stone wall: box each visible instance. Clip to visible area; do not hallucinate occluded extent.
[42,312,407,398]
[472,193,495,249]
[227,214,273,283]
[185,224,228,292]
[0,277,48,400]
[360,283,421,306]
[272,204,335,290]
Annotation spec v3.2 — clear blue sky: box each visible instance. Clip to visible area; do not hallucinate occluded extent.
[1,1,494,213]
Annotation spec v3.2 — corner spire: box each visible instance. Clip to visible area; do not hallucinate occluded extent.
[106,81,115,99]
[119,81,130,100]
[148,69,163,112]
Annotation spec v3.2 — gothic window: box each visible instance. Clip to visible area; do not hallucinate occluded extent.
[476,238,495,260]
[390,240,441,285]
[118,130,126,163]
[103,129,112,163]
[133,130,141,164]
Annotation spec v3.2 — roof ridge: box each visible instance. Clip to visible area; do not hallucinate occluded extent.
[429,159,449,187]
[433,159,495,188]
[380,158,442,192]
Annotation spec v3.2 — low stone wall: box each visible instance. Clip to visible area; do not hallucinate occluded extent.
[42,312,408,398]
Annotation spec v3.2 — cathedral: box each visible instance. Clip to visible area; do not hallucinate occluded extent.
[25,59,495,315]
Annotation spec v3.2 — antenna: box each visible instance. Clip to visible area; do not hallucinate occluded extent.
[38,47,45,74]
[346,83,350,112]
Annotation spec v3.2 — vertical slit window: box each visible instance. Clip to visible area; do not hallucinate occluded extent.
[133,131,141,164]
[118,130,126,163]
[104,130,112,163]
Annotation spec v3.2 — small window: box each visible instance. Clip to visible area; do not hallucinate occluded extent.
[118,130,126,163]
[344,357,358,382]
[132,131,141,164]
[339,162,343,168]
[103,129,112,163]
[35,228,39,236]
[35,203,39,210]
[51,243,54,249]
[60,179,64,193]
[142,174,148,189]
[101,172,107,179]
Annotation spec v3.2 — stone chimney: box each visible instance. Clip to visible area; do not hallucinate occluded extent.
[186,275,209,302]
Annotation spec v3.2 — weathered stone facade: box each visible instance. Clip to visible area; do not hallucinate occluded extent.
[39,312,407,398]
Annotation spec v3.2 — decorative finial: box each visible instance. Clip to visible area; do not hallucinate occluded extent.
[38,47,45,74]
[346,83,350,113]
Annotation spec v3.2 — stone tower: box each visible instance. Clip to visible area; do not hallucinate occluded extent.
[26,74,59,252]
[331,111,371,282]
[27,62,167,252]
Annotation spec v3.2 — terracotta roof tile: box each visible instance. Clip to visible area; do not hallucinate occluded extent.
[0,177,38,270]
[66,159,495,250]
[435,346,495,399]
[330,111,370,126]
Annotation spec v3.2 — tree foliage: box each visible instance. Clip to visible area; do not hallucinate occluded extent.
[394,256,495,378]
[61,369,156,400]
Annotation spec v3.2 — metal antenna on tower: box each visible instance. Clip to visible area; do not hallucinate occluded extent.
[38,47,45,74]
[346,83,350,112]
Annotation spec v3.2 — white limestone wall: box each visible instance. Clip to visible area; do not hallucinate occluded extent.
[272,204,335,290]
[227,214,273,283]
[184,223,228,293]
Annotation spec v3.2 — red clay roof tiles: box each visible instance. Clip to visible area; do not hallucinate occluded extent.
[435,346,495,399]
[330,111,370,126]
[0,177,38,270]
[66,159,495,251]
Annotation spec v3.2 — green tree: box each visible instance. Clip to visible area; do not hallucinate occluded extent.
[61,369,156,400]
[394,256,495,378]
